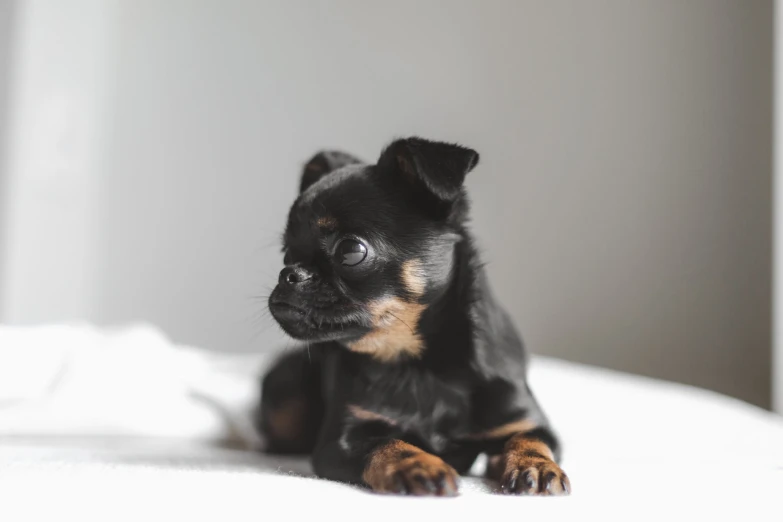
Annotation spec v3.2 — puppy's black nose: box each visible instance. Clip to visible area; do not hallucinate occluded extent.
[279,266,315,285]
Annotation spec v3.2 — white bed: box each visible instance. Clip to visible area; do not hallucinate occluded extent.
[0,324,781,521]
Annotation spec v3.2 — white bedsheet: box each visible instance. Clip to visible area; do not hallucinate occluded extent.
[0,324,781,521]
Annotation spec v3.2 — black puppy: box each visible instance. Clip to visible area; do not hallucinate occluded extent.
[258,138,570,496]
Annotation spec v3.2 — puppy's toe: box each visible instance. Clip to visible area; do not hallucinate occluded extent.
[374,454,459,497]
[500,457,570,496]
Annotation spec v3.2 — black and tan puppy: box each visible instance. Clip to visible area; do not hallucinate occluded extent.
[258,138,570,497]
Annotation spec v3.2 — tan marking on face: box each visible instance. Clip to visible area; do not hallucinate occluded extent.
[347,404,398,425]
[346,259,428,362]
[346,297,426,362]
[315,215,337,229]
[401,259,426,297]
[464,419,538,440]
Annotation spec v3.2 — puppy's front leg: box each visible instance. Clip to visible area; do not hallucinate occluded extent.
[488,427,571,496]
[312,422,459,496]
[362,439,459,495]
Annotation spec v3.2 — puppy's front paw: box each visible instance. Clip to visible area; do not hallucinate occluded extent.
[500,455,571,496]
[369,453,459,496]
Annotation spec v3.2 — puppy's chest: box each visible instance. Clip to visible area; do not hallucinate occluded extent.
[350,369,472,452]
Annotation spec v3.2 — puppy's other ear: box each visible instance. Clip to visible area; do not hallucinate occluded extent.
[300,150,363,193]
[377,137,479,201]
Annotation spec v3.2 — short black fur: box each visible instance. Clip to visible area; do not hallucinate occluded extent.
[257,137,570,496]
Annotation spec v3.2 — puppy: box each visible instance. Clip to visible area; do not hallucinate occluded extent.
[258,138,570,496]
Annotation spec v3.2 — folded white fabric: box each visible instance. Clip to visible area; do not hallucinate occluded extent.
[1,323,782,522]
[1,322,782,468]
[0,323,266,447]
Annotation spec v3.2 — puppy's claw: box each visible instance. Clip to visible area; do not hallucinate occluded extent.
[502,469,518,494]
[543,471,558,494]
[392,472,408,494]
[434,470,457,496]
[412,473,436,495]
[522,468,538,494]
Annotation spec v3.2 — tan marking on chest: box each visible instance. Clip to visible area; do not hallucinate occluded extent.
[347,404,398,425]
[347,297,426,361]
[346,259,428,362]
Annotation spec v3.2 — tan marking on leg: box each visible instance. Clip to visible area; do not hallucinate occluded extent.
[363,440,458,496]
[504,436,555,461]
[347,404,397,425]
[464,419,538,440]
[486,454,505,481]
[346,297,425,362]
[498,434,570,495]
[265,397,306,441]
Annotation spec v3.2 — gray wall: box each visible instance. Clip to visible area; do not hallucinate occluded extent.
[776,0,783,415]
[0,0,118,324]
[18,1,772,407]
[0,0,16,304]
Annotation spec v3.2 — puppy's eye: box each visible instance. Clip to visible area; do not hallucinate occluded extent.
[336,239,367,266]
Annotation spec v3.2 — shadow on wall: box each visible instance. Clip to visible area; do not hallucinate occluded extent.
[0,0,18,307]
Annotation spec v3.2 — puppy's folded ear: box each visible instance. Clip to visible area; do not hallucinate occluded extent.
[300,150,363,193]
[377,137,479,201]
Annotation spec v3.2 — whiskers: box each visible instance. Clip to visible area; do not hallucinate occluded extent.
[243,287,278,341]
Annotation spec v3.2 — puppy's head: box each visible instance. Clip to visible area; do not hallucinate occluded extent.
[268,137,479,361]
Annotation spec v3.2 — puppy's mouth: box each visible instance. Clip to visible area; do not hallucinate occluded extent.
[268,294,370,342]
